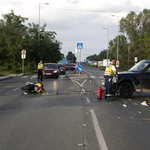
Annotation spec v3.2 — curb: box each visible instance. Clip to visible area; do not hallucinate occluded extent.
[0,74,24,81]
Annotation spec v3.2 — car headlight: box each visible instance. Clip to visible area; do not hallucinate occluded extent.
[54,70,57,73]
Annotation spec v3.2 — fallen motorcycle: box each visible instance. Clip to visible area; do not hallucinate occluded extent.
[21,82,45,93]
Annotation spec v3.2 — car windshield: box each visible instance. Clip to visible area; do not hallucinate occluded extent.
[58,64,64,68]
[128,61,149,72]
[44,64,56,69]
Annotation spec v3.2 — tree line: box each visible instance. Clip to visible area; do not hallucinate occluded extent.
[0,10,62,71]
[87,9,150,70]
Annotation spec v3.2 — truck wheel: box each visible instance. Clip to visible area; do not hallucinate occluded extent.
[119,82,133,98]
[21,85,34,91]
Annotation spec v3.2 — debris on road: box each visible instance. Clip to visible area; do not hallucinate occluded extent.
[122,104,127,107]
[141,101,150,106]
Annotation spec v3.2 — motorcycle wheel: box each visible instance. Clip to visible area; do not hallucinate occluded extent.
[21,85,34,91]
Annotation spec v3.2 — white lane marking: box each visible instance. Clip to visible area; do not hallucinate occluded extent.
[99,76,103,79]
[82,89,86,93]
[72,79,87,87]
[90,76,96,78]
[13,87,20,91]
[31,75,37,79]
[21,76,28,78]
[81,79,87,87]
[86,97,90,103]
[90,109,108,150]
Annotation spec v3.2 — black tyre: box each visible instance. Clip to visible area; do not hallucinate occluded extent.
[21,85,34,91]
[119,82,133,98]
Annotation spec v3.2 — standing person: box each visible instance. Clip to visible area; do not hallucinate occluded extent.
[104,58,118,100]
[38,60,43,82]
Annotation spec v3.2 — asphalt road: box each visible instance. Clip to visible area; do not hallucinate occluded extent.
[0,63,150,150]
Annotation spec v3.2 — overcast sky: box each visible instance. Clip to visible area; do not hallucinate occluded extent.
[0,0,150,61]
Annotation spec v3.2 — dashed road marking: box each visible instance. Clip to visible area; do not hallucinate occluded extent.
[31,75,37,79]
[13,87,20,91]
[90,109,108,150]
[118,117,121,119]
[130,117,134,119]
[138,111,141,114]
[90,76,96,78]
[85,97,90,104]
[21,76,28,78]
[99,76,103,79]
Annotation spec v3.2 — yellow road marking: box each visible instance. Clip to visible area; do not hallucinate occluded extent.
[119,103,121,105]
[129,99,131,101]
[138,111,141,114]
[135,103,137,105]
[118,117,121,119]
[141,118,150,120]
[130,117,134,119]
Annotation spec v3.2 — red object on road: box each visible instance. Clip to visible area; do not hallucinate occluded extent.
[97,86,102,100]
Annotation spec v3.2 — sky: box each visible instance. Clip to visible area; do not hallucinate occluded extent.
[0,0,150,61]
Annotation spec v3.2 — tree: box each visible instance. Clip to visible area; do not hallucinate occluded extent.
[66,51,76,63]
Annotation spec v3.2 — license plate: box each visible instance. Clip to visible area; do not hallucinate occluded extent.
[46,73,52,75]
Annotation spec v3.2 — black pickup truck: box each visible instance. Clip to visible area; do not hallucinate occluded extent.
[102,60,150,98]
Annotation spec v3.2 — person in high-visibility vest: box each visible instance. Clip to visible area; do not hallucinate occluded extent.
[104,58,118,100]
[38,60,43,82]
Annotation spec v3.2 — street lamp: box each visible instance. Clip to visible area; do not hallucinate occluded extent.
[103,28,109,65]
[111,15,119,65]
[38,3,49,47]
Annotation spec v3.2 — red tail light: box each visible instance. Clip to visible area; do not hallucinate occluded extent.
[38,87,42,91]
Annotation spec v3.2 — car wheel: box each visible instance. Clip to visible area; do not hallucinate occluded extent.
[119,82,133,98]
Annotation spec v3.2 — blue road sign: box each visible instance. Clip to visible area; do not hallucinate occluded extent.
[76,65,83,72]
[77,43,83,49]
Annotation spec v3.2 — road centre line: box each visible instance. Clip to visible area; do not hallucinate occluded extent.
[85,97,90,103]
[90,109,108,150]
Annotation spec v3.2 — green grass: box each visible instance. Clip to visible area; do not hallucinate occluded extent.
[0,66,37,76]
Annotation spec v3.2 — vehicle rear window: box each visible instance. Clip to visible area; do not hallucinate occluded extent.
[66,64,75,66]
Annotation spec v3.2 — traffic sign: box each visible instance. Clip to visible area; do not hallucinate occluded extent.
[76,65,83,72]
[77,43,83,49]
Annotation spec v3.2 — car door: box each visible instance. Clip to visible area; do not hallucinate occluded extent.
[140,66,150,92]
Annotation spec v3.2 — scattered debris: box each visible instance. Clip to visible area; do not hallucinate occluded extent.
[141,101,150,106]
[24,92,28,95]
[122,104,127,107]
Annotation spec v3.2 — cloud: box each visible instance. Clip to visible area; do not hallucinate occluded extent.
[0,0,150,60]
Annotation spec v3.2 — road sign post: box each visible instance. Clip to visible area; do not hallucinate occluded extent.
[21,49,26,74]
[77,43,83,78]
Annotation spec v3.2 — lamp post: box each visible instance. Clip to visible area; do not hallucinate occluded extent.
[111,15,119,65]
[103,28,109,65]
[38,3,49,47]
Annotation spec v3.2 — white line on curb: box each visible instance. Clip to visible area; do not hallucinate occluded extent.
[90,109,108,150]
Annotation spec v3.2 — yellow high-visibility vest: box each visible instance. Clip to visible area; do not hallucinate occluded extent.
[38,63,43,69]
[104,64,114,77]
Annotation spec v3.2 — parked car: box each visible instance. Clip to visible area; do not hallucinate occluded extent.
[43,63,59,78]
[65,64,75,71]
[57,64,66,75]
[102,60,150,98]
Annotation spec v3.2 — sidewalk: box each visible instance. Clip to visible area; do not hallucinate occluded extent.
[0,74,23,81]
